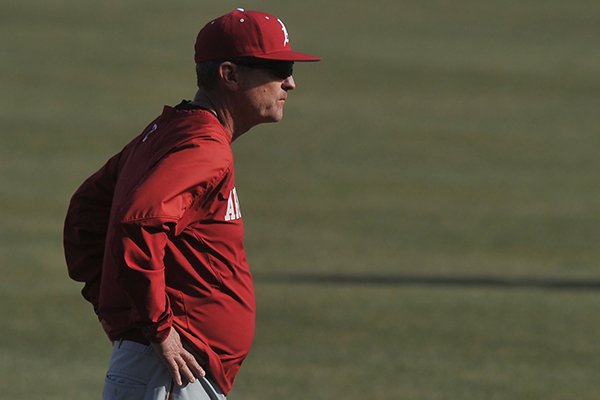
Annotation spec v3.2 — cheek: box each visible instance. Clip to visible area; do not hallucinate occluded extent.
[242,82,284,118]
[258,89,280,111]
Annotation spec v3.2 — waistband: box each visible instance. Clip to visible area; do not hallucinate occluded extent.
[119,331,151,346]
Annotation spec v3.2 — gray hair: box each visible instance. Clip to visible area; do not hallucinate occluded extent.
[195,61,223,90]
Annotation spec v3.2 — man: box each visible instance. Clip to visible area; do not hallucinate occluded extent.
[63,8,319,400]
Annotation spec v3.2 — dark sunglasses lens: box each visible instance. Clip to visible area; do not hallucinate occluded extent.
[268,63,293,79]
[235,60,293,79]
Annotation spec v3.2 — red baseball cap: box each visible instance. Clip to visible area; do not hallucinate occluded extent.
[194,9,320,63]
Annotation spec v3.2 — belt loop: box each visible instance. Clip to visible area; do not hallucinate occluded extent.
[118,338,124,349]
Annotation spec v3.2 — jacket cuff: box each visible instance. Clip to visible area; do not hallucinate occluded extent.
[142,311,173,343]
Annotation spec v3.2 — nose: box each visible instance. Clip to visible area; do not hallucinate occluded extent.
[283,75,296,91]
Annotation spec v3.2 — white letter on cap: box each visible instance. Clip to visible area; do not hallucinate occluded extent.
[277,18,290,47]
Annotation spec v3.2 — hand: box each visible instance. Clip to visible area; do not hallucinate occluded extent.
[152,327,205,386]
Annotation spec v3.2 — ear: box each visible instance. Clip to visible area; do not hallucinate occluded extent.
[218,62,240,91]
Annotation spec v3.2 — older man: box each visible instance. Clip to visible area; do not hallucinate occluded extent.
[64,9,319,400]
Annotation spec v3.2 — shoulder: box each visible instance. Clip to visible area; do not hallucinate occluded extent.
[159,109,234,166]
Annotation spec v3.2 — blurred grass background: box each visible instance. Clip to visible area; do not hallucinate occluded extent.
[1,0,599,399]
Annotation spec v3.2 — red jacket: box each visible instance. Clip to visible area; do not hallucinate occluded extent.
[64,105,255,394]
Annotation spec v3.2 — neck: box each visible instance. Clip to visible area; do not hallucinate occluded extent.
[192,90,250,142]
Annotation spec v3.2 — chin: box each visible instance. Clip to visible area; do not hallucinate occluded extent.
[264,112,284,123]
[256,105,285,124]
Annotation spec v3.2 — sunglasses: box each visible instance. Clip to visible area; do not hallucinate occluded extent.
[231,59,294,80]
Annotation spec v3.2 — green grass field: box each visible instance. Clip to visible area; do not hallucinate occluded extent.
[1,0,599,399]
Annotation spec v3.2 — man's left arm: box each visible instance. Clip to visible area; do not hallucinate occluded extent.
[110,141,229,383]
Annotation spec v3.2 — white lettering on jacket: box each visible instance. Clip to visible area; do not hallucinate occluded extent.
[142,123,158,142]
[224,187,242,221]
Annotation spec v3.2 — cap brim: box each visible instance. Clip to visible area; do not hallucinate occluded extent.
[252,50,320,62]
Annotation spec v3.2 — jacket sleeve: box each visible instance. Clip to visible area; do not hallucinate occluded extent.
[63,152,122,312]
[110,140,231,343]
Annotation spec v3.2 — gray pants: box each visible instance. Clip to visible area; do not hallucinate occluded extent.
[103,340,226,400]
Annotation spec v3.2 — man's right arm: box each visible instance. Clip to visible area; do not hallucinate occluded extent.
[64,152,121,311]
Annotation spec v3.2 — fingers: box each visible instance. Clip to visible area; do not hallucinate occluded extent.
[163,349,205,386]
[166,357,183,386]
[182,350,206,378]
[174,351,206,385]
[153,328,205,386]
[177,357,196,385]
